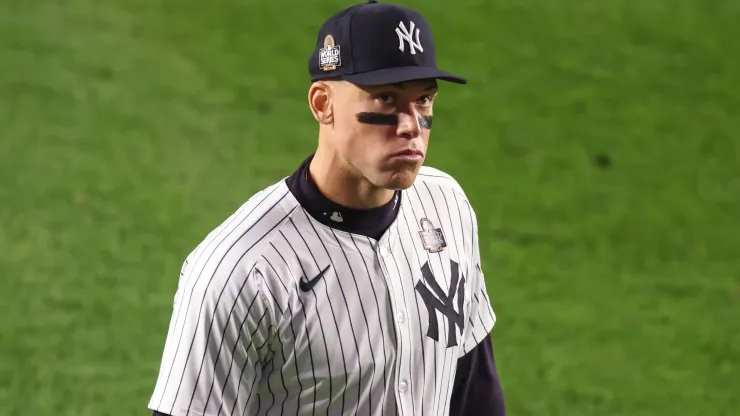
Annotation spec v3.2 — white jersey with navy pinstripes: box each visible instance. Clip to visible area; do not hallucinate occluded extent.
[148,165,497,416]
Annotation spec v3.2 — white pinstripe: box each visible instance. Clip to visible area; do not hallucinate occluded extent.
[148,166,496,416]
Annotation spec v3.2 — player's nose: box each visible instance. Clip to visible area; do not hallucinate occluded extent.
[396,110,421,139]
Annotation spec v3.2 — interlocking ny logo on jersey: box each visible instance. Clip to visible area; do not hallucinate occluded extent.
[415,260,465,347]
[319,34,341,71]
[395,21,423,55]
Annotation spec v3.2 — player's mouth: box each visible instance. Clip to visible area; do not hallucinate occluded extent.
[389,149,425,162]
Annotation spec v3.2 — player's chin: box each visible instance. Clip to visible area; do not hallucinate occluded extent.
[379,165,421,190]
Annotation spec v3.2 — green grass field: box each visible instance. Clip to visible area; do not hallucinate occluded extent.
[2,0,739,414]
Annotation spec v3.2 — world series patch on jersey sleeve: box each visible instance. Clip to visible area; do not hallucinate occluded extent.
[147,165,496,416]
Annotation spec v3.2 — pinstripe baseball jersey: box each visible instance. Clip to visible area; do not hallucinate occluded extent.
[148,157,497,416]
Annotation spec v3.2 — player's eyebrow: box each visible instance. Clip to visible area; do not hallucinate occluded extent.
[391,81,438,91]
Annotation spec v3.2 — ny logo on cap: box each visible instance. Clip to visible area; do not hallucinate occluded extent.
[395,21,423,55]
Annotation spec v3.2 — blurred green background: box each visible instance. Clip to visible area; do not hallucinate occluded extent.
[1,0,739,415]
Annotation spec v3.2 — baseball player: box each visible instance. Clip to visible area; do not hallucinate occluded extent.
[148,1,505,415]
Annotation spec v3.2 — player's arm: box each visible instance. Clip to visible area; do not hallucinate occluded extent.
[450,203,506,415]
[450,335,505,415]
[147,254,275,416]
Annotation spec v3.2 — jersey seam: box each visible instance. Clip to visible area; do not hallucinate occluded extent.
[252,197,305,339]
[415,172,470,204]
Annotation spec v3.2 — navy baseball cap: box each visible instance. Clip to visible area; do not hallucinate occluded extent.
[308,0,467,86]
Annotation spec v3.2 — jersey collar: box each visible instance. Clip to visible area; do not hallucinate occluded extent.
[285,154,400,240]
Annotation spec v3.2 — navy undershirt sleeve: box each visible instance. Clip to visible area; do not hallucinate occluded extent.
[449,335,506,415]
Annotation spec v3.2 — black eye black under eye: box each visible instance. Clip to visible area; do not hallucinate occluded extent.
[355,112,433,129]
[418,115,432,129]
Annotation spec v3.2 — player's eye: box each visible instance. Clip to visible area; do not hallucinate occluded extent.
[416,95,434,107]
[375,93,396,106]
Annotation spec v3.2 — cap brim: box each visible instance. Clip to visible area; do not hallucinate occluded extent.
[343,66,467,86]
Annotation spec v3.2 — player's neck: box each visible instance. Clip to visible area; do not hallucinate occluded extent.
[308,150,395,209]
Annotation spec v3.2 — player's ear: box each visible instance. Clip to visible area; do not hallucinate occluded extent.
[308,81,334,125]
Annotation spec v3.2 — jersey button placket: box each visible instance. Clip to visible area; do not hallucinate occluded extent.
[399,380,408,393]
[378,238,413,414]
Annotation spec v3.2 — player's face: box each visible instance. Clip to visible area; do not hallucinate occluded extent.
[331,79,438,190]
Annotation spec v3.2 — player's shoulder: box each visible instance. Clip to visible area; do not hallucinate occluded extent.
[415,165,471,202]
[180,178,300,280]
[413,165,480,230]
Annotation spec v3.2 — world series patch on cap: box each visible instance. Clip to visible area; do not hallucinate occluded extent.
[308,0,467,86]
[319,35,341,71]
